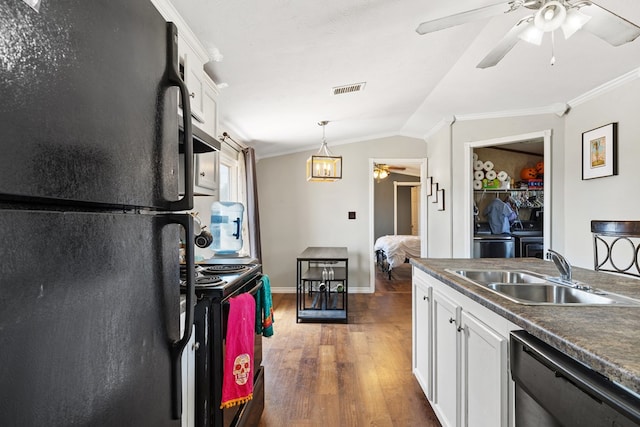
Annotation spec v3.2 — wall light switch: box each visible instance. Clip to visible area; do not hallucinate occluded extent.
[348,211,356,220]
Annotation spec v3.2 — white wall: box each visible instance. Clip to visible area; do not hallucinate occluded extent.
[426,123,453,258]
[422,77,640,268]
[563,78,640,269]
[256,136,427,292]
[422,115,565,258]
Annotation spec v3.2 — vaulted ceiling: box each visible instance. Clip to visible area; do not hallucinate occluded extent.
[168,0,640,158]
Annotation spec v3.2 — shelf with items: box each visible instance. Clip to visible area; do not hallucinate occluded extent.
[296,248,348,323]
[474,188,544,229]
[473,188,543,193]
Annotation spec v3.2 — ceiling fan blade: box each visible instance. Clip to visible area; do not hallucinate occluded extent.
[477,16,532,69]
[579,2,640,46]
[416,1,514,35]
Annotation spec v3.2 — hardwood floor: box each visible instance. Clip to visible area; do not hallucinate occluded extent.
[258,264,441,426]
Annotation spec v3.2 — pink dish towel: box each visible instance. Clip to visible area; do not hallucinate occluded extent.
[220,293,256,409]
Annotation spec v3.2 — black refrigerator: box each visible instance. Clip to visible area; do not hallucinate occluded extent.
[0,1,197,426]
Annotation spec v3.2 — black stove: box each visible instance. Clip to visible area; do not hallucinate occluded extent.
[183,257,265,427]
[180,257,260,296]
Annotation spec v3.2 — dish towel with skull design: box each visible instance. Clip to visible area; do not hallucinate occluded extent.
[220,292,255,409]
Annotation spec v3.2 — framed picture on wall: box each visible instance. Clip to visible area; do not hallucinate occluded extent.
[582,123,618,180]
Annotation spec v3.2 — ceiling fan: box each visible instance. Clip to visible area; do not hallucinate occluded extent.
[416,0,640,68]
[373,163,407,181]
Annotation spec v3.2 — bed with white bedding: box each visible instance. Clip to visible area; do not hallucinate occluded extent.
[374,235,421,279]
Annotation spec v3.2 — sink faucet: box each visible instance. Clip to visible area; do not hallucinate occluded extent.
[546,249,572,284]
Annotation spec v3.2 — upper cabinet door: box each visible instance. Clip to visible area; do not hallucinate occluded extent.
[201,80,219,138]
[179,41,205,124]
[0,1,180,210]
[195,152,219,197]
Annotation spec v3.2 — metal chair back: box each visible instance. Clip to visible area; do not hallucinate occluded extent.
[591,220,640,278]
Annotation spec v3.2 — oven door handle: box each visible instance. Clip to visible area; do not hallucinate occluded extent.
[246,278,264,296]
[222,275,264,305]
[162,213,195,420]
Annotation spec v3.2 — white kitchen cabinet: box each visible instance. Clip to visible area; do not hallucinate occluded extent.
[180,311,196,427]
[179,40,205,124]
[412,271,432,399]
[413,268,516,427]
[179,144,219,198]
[431,290,461,427]
[201,79,219,138]
[460,311,508,427]
[194,150,219,197]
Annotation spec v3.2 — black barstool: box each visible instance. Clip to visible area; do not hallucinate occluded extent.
[591,220,640,278]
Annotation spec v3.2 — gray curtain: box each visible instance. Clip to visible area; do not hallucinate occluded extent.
[243,147,262,262]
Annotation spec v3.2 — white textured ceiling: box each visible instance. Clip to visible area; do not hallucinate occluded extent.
[168,0,640,158]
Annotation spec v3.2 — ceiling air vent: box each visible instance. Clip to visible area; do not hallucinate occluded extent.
[332,82,366,96]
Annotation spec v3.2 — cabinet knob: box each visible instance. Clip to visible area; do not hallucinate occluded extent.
[199,172,206,177]
[423,296,429,301]
[457,326,464,332]
[449,317,455,324]
[189,92,196,98]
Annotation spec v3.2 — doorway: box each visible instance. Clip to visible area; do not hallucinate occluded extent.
[394,181,421,235]
[369,158,428,293]
[463,130,552,257]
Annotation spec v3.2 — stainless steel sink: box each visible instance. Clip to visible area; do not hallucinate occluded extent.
[446,269,640,306]
[486,283,623,305]
[452,269,546,285]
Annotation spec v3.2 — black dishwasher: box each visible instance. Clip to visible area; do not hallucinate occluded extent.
[510,330,640,426]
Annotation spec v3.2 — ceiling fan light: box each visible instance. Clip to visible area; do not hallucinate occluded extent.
[518,22,544,46]
[373,164,390,181]
[534,1,567,32]
[561,8,591,39]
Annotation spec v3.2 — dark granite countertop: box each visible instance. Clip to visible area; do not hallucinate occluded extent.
[410,257,640,394]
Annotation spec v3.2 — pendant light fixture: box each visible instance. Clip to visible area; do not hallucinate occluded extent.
[306,121,342,182]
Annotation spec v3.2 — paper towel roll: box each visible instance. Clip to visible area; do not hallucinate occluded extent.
[474,160,484,171]
[474,170,485,180]
[483,160,494,171]
[473,152,478,162]
[496,170,508,182]
[473,180,482,190]
[485,170,497,180]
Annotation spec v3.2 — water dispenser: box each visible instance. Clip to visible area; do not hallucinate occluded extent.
[210,201,244,255]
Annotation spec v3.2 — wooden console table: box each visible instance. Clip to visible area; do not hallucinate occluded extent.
[296,247,348,323]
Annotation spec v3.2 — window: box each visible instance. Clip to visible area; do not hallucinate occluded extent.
[219,150,238,202]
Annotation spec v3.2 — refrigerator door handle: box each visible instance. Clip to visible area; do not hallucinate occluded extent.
[163,214,195,420]
[166,22,194,212]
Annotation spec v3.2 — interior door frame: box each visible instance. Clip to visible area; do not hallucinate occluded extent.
[463,130,552,257]
[369,158,428,293]
[394,181,421,235]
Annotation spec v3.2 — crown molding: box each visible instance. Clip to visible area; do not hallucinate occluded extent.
[150,0,209,62]
[424,116,456,140]
[567,67,640,108]
[454,102,569,123]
